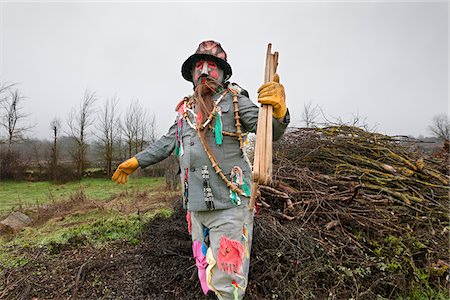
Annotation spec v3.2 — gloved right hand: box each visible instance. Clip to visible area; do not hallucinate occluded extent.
[257,73,287,119]
[112,157,139,184]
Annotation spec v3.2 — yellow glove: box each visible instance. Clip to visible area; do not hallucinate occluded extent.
[257,73,287,119]
[111,157,139,184]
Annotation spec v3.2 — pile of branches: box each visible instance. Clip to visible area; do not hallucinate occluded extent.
[250,126,449,299]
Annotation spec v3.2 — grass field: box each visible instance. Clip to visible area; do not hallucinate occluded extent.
[0,175,177,275]
[0,177,166,215]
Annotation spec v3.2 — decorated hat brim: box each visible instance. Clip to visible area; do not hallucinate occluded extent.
[181,53,232,82]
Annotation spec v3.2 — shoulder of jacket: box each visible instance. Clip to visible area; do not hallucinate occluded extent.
[227,82,250,98]
[175,96,192,112]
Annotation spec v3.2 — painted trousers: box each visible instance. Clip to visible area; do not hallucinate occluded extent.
[188,204,254,300]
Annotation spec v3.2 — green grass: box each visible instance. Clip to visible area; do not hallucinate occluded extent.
[394,287,450,300]
[0,249,30,269]
[8,208,172,249]
[0,176,175,279]
[0,177,165,215]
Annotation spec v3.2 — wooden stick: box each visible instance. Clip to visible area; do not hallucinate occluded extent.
[259,102,267,182]
[252,108,263,183]
[249,44,279,209]
[264,51,278,184]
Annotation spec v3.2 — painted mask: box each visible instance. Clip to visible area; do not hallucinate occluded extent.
[192,60,224,86]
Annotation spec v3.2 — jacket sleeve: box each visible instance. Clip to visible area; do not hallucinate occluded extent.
[135,119,177,168]
[238,94,290,141]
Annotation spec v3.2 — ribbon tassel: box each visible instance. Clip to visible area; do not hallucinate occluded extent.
[214,110,223,145]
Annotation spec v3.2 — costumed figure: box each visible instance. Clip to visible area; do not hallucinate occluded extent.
[112,40,289,300]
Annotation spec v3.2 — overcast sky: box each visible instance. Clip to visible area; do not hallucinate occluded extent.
[0,1,448,140]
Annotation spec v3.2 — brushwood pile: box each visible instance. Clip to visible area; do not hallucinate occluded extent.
[248,126,449,299]
[141,126,449,299]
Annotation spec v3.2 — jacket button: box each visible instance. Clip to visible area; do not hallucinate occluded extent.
[190,167,195,172]
[190,141,194,146]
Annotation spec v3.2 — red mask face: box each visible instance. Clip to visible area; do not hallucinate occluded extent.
[193,60,224,86]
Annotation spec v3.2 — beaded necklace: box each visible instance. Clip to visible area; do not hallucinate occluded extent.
[183,89,228,130]
[179,87,249,197]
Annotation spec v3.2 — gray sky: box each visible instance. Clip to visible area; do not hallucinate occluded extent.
[1,1,448,140]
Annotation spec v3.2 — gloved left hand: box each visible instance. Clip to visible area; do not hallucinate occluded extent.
[257,73,287,119]
[112,157,139,184]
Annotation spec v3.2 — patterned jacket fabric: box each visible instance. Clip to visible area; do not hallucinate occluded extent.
[135,87,289,212]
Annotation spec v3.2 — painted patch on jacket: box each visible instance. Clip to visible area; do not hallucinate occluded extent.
[229,166,251,205]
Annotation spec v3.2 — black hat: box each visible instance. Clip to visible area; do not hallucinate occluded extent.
[181,40,232,82]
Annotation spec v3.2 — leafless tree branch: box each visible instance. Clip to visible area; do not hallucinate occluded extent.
[95,96,121,177]
[122,100,156,157]
[0,88,33,151]
[300,101,320,128]
[428,114,450,141]
[66,89,97,178]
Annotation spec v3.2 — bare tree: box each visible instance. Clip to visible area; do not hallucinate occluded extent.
[116,128,128,162]
[96,96,121,177]
[49,118,61,173]
[67,89,97,178]
[0,81,16,145]
[134,106,146,154]
[138,111,157,152]
[428,114,450,141]
[163,155,179,190]
[123,100,156,157]
[301,101,320,128]
[123,100,138,157]
[348,112,373,131]
[0,81,15,104]
[0,88,33,152]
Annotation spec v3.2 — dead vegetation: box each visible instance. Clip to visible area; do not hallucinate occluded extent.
[1,126,448,299]
[250,126,449,299]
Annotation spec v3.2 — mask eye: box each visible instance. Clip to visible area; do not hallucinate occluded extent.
[208,61,217,68]
[195,61,205,69]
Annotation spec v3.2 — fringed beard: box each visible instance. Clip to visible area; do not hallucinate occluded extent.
[194,76,223,157]
[194,76,223,125]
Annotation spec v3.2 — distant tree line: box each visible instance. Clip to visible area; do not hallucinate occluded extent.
[0,81,172,183]
[0,79,447,186]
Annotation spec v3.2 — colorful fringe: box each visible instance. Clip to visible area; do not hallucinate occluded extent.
[242,224,250,259]
[231,281,245,300]
[175,103,185,157]
[192,240,210,295]
[206,247,221,297]
[186,211,192,235]
[202,227,210,256]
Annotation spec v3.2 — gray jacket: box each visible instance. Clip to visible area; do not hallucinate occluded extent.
[135,87,289,212]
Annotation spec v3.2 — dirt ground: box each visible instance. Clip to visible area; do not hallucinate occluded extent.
[1,198,265,300]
